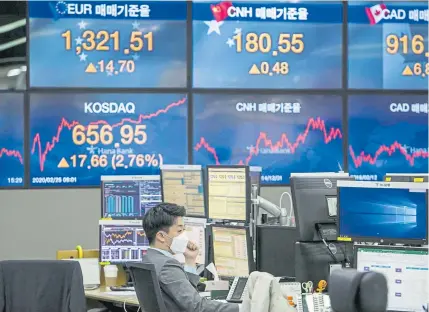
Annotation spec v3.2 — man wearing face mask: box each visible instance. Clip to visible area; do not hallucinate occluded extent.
[142,203,240,312]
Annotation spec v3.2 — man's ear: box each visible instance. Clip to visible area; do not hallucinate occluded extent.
[156,231,166,244]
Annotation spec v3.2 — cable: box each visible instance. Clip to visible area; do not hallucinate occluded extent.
[279,191,294,225]
[316,224,341,264]
[122,298,140,312]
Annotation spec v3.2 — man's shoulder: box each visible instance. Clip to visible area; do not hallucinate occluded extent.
[142,249,182,269]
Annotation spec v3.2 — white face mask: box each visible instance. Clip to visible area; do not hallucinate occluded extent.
[169,232,189,255]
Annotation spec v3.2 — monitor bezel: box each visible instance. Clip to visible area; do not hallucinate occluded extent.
[99,223,148,264]
[353,244,429,269]
[208,224,255,278]
[337,182,429,245]
[206,165,251,223]
[249,166,262,197]
[100,175,161,220]
[160,165,207,218]
[384,173,429,183]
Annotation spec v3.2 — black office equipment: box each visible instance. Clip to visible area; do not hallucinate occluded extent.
[226,277,249,303]
[294,241,353,286]
[330,269,388,312]
[290,173,354,241]
[256,225,297,277]
[127,263,168,312]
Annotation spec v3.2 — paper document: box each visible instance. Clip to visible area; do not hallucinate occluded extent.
[66,258,100,286]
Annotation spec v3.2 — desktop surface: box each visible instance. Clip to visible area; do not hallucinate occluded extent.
[102,176,161,219]
[338,186,428,243]
[355,245,428,312]
[212,226,250,277]
[207,167,249,222]
[161,166,205,217]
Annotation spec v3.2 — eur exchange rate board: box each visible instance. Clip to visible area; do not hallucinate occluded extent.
[348,95,428,181]
[348,1,428,90]
[0,94,24,187]
[192,1,343,89]
[193,94,343,184]
[29,93,188,187]
[28,1,187,88]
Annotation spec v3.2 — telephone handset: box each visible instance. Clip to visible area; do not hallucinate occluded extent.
[226,277,249,303]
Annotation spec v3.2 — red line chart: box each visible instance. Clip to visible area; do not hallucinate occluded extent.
[349,142,429,168]
[31,97,187,172]
[194,117,342,165]
[0,148,23,164]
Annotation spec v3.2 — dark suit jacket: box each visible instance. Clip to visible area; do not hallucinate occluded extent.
[142,248,239,312]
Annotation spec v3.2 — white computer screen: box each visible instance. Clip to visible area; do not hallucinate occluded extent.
[174,217,206,265]
[212,226,250,277]
[161,166,205,217]
[207,167,247,221]
[356,246,428,312]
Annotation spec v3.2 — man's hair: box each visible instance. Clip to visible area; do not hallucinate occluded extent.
[142,203,186,244]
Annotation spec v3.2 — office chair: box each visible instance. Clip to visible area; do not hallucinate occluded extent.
[0,260,87,312]
[329,269,388,312]
[127,263,168,312]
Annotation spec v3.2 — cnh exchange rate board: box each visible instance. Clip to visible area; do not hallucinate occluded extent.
[29,94,188,187]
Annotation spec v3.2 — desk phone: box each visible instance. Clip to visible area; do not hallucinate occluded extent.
[279,282,303,312]
[226,277,249,303]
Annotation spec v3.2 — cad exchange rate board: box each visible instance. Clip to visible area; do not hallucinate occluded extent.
[28,1,187,88]
[192,1,342,89]
[193,94,343,184]
[0,94,24,187]
[29,94,188,187]
[348,95,428,181]
[348,1,428,90]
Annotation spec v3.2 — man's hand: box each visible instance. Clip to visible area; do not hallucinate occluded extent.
[184,241,199,267]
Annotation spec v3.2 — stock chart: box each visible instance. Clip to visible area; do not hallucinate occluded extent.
[28,1,187,88]
[348,95,428,181]
[29,93,188,187]
[193,94,343,184]
[348,1,429,90]
[192,1,343,89]
[0,94,24,187]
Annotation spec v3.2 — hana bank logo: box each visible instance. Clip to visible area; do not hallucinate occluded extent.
[365,4,389,25]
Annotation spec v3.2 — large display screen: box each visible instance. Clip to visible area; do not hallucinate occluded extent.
[338,186,428,242]
[192,1,343,89]
[28,1,187,88]
[348,95,428,181]
[29,93,188,187]
[193,94,343,184]
[348,1,429,90]
[0,94,24,187]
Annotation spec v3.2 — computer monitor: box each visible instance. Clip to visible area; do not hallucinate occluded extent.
[101,175,161,219]
[211,225,254,278]
[207,165,250,222]
[337,181,428,244]
[160,165,205,217]
[354,245,428,312]
[174,217,206,265]
[384,173,428,183]
[290,173,354,241]
[295,241,354,286]
[100,221,149,263]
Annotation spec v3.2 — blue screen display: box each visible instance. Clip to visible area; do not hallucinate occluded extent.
[193,1,342,89]
[0,94,24,187]
[29,93,188,187]
[28,1,187,88]
[348,95,428,181]
[338,186,428,241]
[193,94,343,184]
[348,1,429,90]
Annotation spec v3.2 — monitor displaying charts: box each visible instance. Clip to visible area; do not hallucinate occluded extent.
[161,165,205,217]
[101,175,161,219]
[174,217,207,265]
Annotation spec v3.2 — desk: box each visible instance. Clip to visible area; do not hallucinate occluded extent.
[85,287,139,311]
